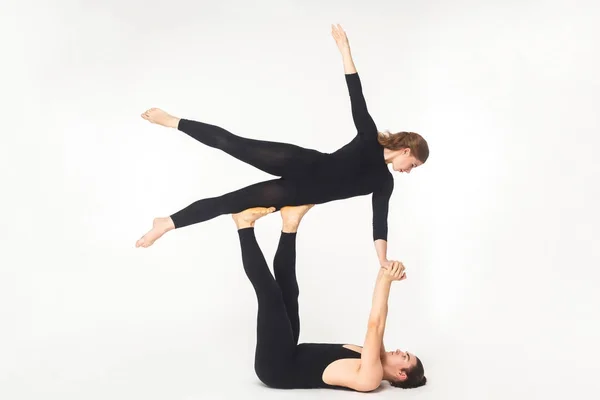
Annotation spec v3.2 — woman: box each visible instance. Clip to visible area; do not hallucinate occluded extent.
[229,204,426,391]
[136,25,429,268]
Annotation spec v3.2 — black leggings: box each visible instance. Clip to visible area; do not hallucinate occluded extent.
[237,227,299,384]
[170,119,327,228]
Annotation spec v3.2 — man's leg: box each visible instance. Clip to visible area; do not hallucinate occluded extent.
[273,205,314,345]
[232,207,297,386]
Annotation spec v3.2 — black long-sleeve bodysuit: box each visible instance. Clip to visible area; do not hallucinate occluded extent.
[170,73,394,241]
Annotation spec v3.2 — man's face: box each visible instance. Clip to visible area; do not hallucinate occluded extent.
[387,349,418,381]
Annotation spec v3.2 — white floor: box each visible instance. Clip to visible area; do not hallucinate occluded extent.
[3,309,597,400]
[2,0,600,399]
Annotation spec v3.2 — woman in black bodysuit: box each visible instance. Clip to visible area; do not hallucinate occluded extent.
[229,204,426,391]
[135,25,429,267]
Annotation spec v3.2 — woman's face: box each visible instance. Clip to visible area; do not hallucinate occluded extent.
[392,148,422,173]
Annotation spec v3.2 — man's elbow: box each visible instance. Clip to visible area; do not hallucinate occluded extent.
[367,318,385,332]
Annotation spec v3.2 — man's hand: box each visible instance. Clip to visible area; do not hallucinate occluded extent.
[381,261,407,282]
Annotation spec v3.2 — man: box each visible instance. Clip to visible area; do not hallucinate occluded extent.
[228,204,426,391]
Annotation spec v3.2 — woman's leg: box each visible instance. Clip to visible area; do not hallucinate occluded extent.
[141,108,326,178]
[232,208,297,386]
[135,178,307,248]
[272,205,314,345]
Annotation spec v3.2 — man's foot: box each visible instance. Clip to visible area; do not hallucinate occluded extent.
[281,204,314,232]
[141,108,180,128]
[135,217,175,248]
[232,207,276,229]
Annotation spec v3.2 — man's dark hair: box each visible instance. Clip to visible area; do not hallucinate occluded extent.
[390,357,427,389]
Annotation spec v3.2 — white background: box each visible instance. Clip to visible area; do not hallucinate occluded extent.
[2,0,599,399]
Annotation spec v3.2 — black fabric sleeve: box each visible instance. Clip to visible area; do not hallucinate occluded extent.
[345,73,377,136]
[371,174,394,241]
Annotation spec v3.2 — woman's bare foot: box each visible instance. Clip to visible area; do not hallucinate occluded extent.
[281,204,314,233]
[140,108,180,128]
[232,207,276,229]
[135,217,175,248]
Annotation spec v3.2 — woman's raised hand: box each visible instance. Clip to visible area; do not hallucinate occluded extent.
[331,24,351,54]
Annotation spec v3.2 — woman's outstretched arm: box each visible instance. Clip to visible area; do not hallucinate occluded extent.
[372,173,394,265]
[331,24,377,135]
[332,23,357,74]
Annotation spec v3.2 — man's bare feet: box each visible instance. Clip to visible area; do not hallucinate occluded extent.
[281,204,314,233]
[232,207,276,229]
[140,108,180,128]
[135,217,175,248]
